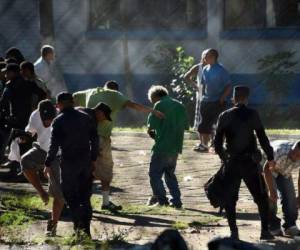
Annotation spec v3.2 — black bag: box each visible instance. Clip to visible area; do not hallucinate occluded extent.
[204,165,227,209]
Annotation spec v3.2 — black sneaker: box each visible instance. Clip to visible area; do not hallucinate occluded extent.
[101,202,122,212]
[146,196,158,206]
[193,144,209,152]
[169,202,182,209]
[260,230,275,240]
[46,219,57,237]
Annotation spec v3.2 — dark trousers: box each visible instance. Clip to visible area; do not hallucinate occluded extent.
[223,158,269,234]
[61,159,93,235]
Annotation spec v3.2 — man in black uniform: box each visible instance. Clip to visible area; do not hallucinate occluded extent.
[44,93,99,237]
[214,86,275,240]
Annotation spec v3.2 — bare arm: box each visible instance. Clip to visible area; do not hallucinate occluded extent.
[183,64,199,89]
[263,161,278,203]
[125,101,164,119]
[220,84,232,105]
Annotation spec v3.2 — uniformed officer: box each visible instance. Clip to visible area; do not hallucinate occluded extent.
[214,86,275,240]
[44,92,99,237]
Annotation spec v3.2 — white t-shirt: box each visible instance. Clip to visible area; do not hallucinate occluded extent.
[34,57,67,98]
[25,110,52,152]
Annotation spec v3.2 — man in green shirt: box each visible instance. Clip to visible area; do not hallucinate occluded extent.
[147,85,189,208]
[73,81,164,211]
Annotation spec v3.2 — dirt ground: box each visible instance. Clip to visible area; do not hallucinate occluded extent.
[1,133,300,249]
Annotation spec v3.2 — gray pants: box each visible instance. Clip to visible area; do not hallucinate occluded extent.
[21,144,64,201]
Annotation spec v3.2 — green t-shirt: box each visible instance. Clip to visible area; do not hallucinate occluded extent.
[147,96,189,155]
[74,87,128,138]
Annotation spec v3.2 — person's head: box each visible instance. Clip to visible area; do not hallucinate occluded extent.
[200,49,209,66]
[20,61,35,80]
[203,48,218,65]
[232,85,250,105]
[0,62,7,82]
[289,141,300,162]
[2,63,20,81]
[38,99,57,127]
[93,102,112,123]
[5,47,25,65]
[147,85,169,104]
[104,80,119,91]
[151,229,188,250]
[56,92,74,111]
[41,45,55,62]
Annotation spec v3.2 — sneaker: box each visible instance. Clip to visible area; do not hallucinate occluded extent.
[46,219,57,237]
[285,226,300,237]
[193,144,209,152]
[270,228,283,236]
[169,203,182,209]
[101,201,122,212]
[146,196,158,206]
[260,230,275,240]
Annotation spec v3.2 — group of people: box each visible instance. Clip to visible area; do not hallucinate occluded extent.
[0,46,300,243]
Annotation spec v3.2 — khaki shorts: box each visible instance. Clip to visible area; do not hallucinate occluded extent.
[94,136,114,183]
[21,144,64,201]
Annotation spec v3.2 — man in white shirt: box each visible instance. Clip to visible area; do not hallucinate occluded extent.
[20,100,64,236]
[34,45,67,99]
[264,140,300,237]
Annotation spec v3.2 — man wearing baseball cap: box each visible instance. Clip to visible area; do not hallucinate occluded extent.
[20,100,64,236]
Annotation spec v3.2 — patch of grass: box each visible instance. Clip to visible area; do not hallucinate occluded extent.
[189,216,221,228]
[0,210,31,226]
[266,129,300,135]
[114,127,147,132]
[172,221,188,230]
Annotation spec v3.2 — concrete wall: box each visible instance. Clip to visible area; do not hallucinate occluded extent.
[0,0,41,61]
[52,0,300,104]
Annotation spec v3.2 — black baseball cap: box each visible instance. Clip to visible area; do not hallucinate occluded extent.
[56,92,73,103]
[38,100,57,121]
[1,63,20,73]
[93,102,112,121]
[233,85,250,99]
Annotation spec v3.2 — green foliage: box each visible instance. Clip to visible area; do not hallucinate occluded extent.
[0,210,31,226]
[144,44,196,124]
[257,51,298,100]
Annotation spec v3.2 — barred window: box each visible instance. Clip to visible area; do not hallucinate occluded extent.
[224,0,300,29]
[89,0,207,30]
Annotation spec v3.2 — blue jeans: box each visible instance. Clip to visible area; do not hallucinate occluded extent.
[149,153,182,206]
[269,174,298,230]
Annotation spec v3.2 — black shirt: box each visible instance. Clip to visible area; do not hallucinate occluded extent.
[214,104,274,162]
[45,107,99,167]
[0,75,46,129]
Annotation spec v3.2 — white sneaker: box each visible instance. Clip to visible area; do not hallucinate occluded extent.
[285,226,300,237]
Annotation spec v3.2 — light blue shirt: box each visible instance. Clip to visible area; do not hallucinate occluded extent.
[201,63,231,102]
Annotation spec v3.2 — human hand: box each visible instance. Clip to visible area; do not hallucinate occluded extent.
[268,160,276,171]
[269,190,278,203]
[43,166,52,178]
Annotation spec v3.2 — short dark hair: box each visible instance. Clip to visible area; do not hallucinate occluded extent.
[56,92,74,107]
[295,141,300,150]
[104,80,119,91]
[206,49,219,60]
[20,61,35,74]
[5,47,25,64]
[41,45,54,58]
[233,85,250,100]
